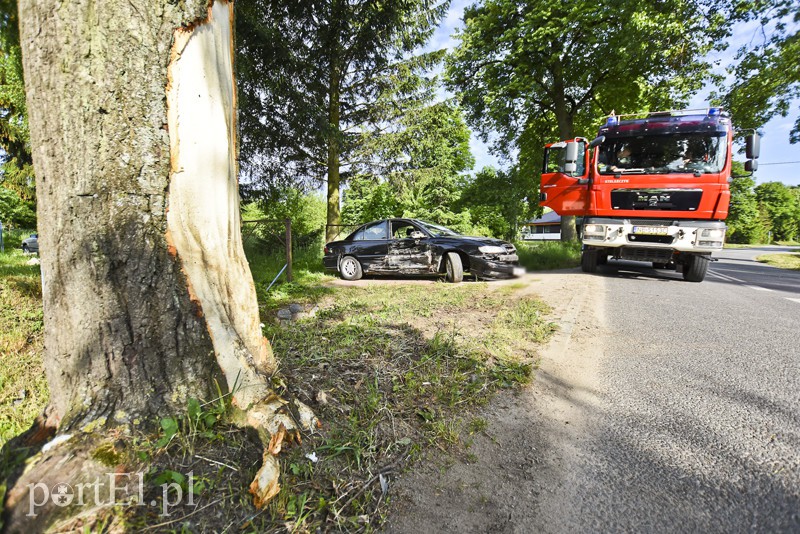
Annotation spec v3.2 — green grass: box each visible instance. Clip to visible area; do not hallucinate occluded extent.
[515,240,581,271]
[1,228,35,252]
[755,253,800,271]
[725,241,800,248]
[259,278,553,530]
[0,251,48,444]
[1,238,558,531]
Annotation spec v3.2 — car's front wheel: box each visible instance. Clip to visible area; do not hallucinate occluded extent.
[22,244,29,254]
[445,252,463,283]
[339,256,363,281]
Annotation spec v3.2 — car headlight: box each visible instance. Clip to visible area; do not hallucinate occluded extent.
[583,224,606,239]
[478,245,506,254]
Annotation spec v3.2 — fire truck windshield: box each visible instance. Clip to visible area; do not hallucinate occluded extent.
[597,133,727,175]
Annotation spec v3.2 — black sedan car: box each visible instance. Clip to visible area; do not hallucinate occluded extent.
[323,219,524,283]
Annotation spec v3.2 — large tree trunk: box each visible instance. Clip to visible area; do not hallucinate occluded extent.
[325,60,341,243]
[552,67,579,243]
[4,1,306,529]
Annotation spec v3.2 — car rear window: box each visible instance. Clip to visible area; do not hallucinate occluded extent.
[353,221,388,241]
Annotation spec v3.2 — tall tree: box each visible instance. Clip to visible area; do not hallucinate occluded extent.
[446,0,734,241]
[5,1,311,528]
[722,0,799,142]
[755,181,800,241]
[342,100,475,229]
[727,163,767,243]
[236,0,449,242]
[0,0,35,222]
[457,166,537,240]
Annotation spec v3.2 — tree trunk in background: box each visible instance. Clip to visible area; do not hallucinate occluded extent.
[4,1,295,529]
[325,60,341,243]
[553,78,578,242]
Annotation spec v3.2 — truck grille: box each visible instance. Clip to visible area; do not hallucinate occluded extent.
[620,248,674,263]
[611,189,702,211]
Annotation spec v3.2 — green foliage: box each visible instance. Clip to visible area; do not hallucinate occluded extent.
[721,1,799,142]
[515,241,582,271]
[241,189,326,239]
[342,100,477,232]
[0,0,35,217]
[0,185,35,227]
[235,0,449,229]
[457,166,537,240]
[727,162,768,243]
[446,0,732,166]
[754,181,800,242]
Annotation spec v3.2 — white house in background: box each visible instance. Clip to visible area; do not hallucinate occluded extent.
[521,211,562,240]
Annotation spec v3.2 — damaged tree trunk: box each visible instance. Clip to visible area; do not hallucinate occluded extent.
[4,0,308,530]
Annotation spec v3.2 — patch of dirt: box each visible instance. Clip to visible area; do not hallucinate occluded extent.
[383,270,608,533]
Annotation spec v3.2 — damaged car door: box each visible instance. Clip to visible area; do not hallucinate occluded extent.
[351,220,390,272]
[386,220,434,273]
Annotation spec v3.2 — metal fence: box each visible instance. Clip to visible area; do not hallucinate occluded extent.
[242,218,293,284]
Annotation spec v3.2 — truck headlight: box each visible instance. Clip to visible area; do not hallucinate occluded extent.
[699,228,725,239]
[479,245,506,254]
[583,224,606,240]
[698,227,725,248]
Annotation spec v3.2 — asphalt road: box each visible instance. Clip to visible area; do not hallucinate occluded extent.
[543,246,800,532]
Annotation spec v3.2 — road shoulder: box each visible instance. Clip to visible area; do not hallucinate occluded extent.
[384,271,608,533]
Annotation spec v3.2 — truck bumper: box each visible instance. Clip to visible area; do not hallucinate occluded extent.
[581,218,726,253]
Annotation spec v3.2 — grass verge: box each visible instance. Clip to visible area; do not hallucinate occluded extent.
[1,242,557,532]
[755,253,800,271]
[515,240,581,271]
[0,251,47,444]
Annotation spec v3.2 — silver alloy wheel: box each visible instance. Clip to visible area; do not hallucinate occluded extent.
[342,258,357,277]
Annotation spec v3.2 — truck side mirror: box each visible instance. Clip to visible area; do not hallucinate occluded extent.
[745,133,760,159]
[745,160,758,172]
[588,135,605,149]
[564,141,578,174]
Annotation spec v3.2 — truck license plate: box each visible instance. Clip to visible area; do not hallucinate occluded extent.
[632,226,669,235]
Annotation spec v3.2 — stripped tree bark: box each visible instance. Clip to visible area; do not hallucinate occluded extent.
[3,1,312,530]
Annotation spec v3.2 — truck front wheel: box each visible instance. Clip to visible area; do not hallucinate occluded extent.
[683,255,709,282]
[581,249,598,273]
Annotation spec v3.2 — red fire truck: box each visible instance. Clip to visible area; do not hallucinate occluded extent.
[539,108,759,282]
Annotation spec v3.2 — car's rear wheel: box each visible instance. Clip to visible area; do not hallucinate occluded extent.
[445,252,463,283]
[22,244,29,254]
[339,256,363,281]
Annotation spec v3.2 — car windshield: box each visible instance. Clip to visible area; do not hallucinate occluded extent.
[416,221,460,237]
[598,133,727,175]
